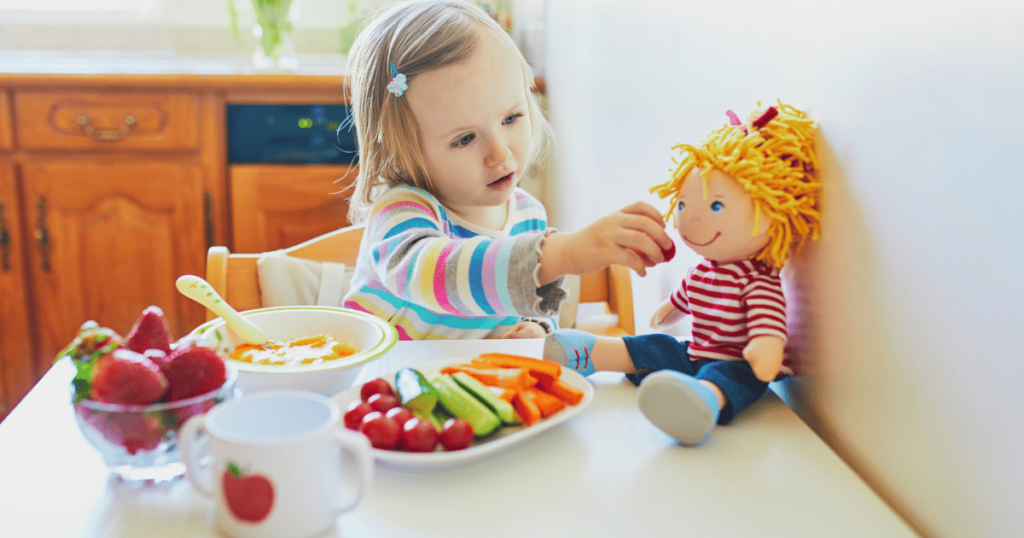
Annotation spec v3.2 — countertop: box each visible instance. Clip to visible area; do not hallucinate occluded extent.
[0,50,349,89]
[0,50,545,93]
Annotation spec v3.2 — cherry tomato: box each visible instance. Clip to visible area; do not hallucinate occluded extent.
[343,400,374,430]
[402,418,439,452]
[439,418,474,451]
[662,242,676,262]
[360,378,394,402]
[367,393,400,413]
[385,407,414,428]
[359,412,401,450]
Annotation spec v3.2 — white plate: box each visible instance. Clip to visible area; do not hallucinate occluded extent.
[330,356,594,469]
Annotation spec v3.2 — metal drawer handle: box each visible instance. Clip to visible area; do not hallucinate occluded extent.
[35,196,50,272]
[0,202,9,272]
[77,113,137,141]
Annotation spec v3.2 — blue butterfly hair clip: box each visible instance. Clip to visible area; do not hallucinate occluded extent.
[387,61,408,97]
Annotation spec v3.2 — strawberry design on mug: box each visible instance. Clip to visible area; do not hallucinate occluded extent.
[223,462,275,523]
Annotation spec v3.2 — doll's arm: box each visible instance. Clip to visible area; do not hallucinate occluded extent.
[650,298,687,329]
[743,335,786,383]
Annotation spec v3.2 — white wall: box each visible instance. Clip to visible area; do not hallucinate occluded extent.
[545,1,1024,537]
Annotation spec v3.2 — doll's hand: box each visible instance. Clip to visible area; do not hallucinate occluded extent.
[537,202,673,283]
[743,335,786,383]
[501,321,548,339]
[650,299,686,329]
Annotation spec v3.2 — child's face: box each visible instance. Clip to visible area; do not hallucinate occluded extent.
[406,32,533,225]
[674,167,770,263]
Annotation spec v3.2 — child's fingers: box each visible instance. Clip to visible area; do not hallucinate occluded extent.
[619,201,666,227]
[617,248,648,277]
[617,230,664,265]
[619,213,674,252]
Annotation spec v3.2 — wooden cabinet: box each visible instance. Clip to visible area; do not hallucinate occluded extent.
[0,154,36,419]
[1,88,36,418]
[0,66,366,418]
[0,87,219,418]
[15,91,200,151]
[0,90,11,150]
[20,159,207,367]
[229,164,356,253]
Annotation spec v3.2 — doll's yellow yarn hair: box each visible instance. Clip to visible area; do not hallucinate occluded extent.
[650,102,822,269]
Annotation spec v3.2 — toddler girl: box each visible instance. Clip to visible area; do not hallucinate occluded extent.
[544,103,821,446]
[342,0,672,340]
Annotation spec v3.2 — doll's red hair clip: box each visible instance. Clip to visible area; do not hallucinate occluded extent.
[751,107,779,130]
[726,106,778,134]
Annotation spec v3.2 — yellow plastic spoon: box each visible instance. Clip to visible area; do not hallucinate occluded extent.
[175,274,269,345]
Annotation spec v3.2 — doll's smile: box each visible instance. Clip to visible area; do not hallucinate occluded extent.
[683,232,720,247]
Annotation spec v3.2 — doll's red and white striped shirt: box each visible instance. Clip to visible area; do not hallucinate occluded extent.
[670,258,792,375]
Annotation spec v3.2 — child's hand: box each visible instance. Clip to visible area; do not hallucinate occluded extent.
[538,202,673,283]
[650,299,686,329]
[743,335,785,382]
[501,321,548,339]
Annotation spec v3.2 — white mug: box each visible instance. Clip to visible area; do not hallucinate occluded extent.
[180,390,373,538]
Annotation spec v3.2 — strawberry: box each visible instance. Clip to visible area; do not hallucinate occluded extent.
[94,413,166,455]
[124,305,173,355]
[143,348,172,374]
[163,344,227,401]
[57,320,122,362]
[88,349,169,405]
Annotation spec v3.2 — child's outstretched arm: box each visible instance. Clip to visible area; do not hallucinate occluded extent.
[537,201,673,284]
[361,186,565,319]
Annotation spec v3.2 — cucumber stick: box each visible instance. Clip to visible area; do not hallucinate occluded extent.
[451,372,520,425]
[394,368,445,430]
[431,375,501,437]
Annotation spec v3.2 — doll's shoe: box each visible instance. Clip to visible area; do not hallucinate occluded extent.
[637,371,720,446]
[543,329,597,376]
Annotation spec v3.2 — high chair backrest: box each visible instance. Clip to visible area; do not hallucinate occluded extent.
[204,224,364,320]
[205,224,634,335]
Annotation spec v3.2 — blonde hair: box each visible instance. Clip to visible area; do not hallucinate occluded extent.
[346,0,552,223]
[650,102,822,269]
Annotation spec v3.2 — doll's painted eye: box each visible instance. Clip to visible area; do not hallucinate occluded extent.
[711,201,724,212]
[677,201,685,212]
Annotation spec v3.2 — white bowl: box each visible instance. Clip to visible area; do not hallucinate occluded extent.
[189,306,397,396]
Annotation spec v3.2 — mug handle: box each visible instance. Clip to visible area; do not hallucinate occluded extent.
[180,414,216,497]
[331,427,374,514]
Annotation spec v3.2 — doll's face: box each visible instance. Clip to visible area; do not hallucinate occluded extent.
[674,167,770,263]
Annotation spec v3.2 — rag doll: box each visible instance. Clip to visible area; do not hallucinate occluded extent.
[544,103,821,446]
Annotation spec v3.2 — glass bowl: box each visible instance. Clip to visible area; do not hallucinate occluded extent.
[72,363,238,484]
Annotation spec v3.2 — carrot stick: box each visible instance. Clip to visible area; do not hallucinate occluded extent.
[438,365,537,390]
[536,376,584,406]
[511,390,542,426]
[497,387,516,402]
[526,388,566,417]
[471,354,562,380]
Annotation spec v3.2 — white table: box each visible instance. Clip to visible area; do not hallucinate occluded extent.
[0,339,917,538]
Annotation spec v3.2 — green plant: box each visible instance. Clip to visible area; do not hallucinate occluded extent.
[228,0,294,58]
[337,0,360,55]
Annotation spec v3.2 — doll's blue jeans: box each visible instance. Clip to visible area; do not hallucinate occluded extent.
[622,334,774,425]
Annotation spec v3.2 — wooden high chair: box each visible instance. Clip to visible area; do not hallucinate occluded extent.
[204,225,635,336]
[204,224,364,320]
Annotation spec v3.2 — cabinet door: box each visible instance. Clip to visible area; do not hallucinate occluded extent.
[21,158,207,365]
[0,162,35,418]
[0,90,12,151]
[230,165,355,253]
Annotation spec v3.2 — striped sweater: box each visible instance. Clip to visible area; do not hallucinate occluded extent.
[343,184,565,340]
[670,258,792,375]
